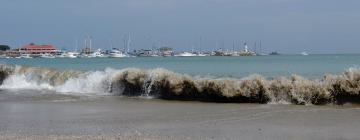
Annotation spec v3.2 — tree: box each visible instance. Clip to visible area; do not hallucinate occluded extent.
[0,45,10,51]
[159,47,172,52]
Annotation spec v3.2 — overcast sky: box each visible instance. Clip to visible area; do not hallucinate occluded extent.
[1,0,359,53]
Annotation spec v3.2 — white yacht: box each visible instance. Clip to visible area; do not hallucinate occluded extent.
[109,48,127,58]
[91,49,105,57]
[257,53,268,56]
[300,52,309,56]
[65,52,80,58]
[0,55,10,59]
[64,39,81,58]
[40,53,55,58]
[175,52,197,57]
[196,53,208,56]
[20,54,33,59]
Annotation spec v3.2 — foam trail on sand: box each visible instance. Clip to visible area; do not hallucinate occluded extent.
[0,64,360,104]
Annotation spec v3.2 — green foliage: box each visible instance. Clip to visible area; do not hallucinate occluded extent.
[0,45,10,51]
[159,47,172,51]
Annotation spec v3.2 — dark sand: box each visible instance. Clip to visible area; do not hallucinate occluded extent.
[0,90,360,140]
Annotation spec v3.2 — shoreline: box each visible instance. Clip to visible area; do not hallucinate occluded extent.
[0,96,359,140]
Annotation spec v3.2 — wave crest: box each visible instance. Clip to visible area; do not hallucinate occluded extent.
[1,64,360,105]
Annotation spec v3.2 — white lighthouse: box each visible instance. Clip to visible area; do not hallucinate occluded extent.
[244,43,248,53]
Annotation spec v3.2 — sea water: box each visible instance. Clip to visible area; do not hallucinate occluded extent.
[1,54,360,78]
[0,54,360,105]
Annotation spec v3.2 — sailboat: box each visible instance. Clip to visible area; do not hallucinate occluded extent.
[121,33,132,57]
[91,49,105,57]
[300,52,309,56]
[257,40,268,56]
[196,37,207,56]
[175,45,197,57]
[109,48,127,58]
[65,39,80,58]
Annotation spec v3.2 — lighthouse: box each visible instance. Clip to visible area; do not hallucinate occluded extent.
[244,43,248,53]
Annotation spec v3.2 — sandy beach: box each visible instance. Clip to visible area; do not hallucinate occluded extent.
[0,90,359,140]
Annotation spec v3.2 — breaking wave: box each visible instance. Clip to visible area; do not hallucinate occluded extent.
[0,64,360,105]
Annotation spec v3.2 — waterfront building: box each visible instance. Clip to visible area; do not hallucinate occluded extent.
[18,43,59,55]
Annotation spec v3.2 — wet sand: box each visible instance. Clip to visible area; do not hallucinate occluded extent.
[0,92,360,140]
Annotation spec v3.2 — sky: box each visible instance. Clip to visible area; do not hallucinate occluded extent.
[0,0,360,53]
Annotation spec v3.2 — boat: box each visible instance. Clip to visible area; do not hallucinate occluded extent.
[196,53,208,56]
[55,52,66,58]
[300,52,309,56]
[269,51,280,55]
[65,52,80,58]
[150,54,160,57]
[175,52,197,57]
[257,53,268,56]
[63,39,81,58]
[20,54,33,59]
[91,49,105,57]
[108,48,127,58]
[40,53,56,58]
[257,40,268,56]
[0,55,10,59]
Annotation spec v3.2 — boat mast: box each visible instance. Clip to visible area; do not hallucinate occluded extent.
[75,39,78,52]
[259,40,262,54]
[109,39,113,50]
[89,36,92,53]
[232,40,235,53]
[199,36,202,54]
[239,40,242,51]
[216,41,218,49]
[191,44,194,53]
[254,42,257,54]
[127,33,131,54]
[123,35,126,52]
[84,37,87,49]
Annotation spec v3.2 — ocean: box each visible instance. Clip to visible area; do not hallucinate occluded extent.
[2,54,360,77]
[1,54,360,139]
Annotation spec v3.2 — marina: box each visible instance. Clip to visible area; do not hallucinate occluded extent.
[0,40,292,59]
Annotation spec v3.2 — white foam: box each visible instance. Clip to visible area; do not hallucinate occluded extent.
[0,67,120,96]
[0,74,53,90]
[55,70,113,95]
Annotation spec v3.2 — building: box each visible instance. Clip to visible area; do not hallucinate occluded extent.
[18,43,59,54]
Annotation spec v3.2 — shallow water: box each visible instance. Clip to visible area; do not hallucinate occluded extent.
[0,90,360,140]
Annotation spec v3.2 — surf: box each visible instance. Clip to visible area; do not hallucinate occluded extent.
[0,64,359,105]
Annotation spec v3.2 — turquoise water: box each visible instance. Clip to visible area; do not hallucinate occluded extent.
[1,54,360,78]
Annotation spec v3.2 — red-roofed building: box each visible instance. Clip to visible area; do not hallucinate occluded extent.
[19,43,59,54]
